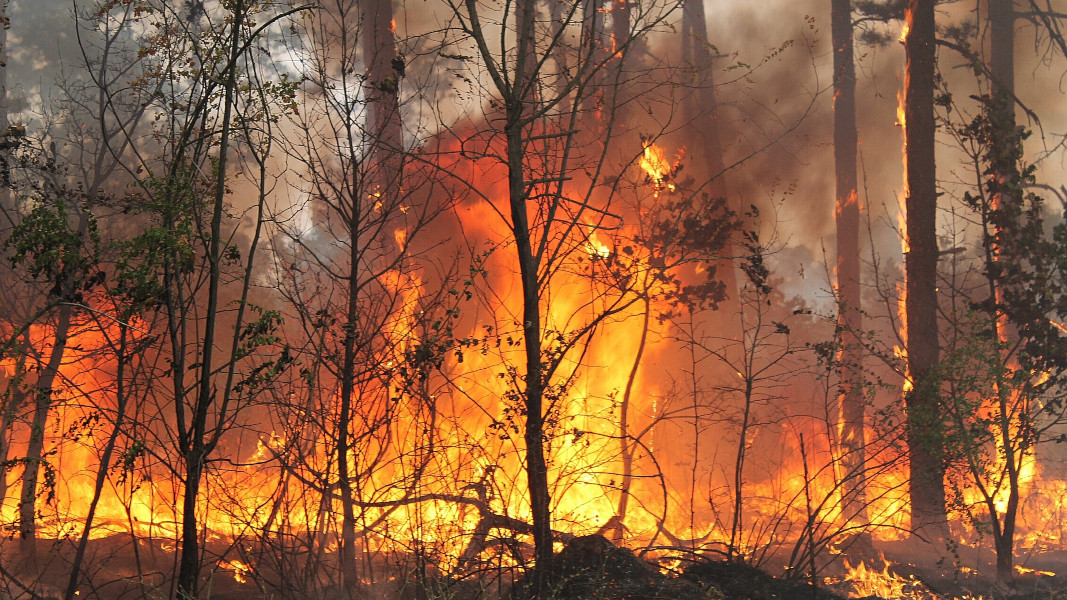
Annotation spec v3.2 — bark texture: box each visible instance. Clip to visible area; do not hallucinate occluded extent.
[832,0,869,537]
[903,0,947,535]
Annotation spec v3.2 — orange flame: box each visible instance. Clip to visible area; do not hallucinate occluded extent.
[841,557,914,599]
[219,559,251,584]
[639,142,681,197]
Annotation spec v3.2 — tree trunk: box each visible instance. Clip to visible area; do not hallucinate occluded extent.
[681,0,736,298]
[0,340,28,509]
[177,445,206,598]
[614,298,650,542]
[176,2,243,597]
[336,207,362,592]
[361,0,402,182]
[612,0,630,56]
[18,301,73,564]
[509,117,554,594]
[994,478,1018,585]
[0,2,10,217]
[505,0,553,588]
[988,0,1019,585]
[902,0,947,536]
[989,0,1014,104]
[832,0,869,541]
[728,376,753,562]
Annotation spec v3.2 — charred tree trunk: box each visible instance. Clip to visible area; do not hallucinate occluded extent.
[612,0,630,56]
[902,0,947,536]
[509,124,553,590]
[506,0,554,589]
[831,0,869,541]
[508,103,555,600]
[362,0,402,190]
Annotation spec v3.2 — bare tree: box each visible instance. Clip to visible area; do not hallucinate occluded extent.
[271,0,466,593]
[439,0,685,587]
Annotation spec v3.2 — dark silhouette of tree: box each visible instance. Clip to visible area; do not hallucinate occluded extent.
[902,0,947,535]
[832,0,869,543]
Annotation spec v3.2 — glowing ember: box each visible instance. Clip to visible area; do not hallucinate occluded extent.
[1050,318,1067,336]
[1015,565,1056,577]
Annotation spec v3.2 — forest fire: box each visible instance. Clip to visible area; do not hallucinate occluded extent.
[839,557,918,599]
[0,0,1065,598]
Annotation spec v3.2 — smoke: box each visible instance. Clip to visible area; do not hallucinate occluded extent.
[7,0,91,120]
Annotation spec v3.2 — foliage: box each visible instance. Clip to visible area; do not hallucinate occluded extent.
[5,198,101,302]
[961,95,1067,416]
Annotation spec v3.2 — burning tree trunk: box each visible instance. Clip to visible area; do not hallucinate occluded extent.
[361,0,402,181]
[902,0,947,535]
[831,0,869,540]
[986,0,1019,585]
[612,0,630,56]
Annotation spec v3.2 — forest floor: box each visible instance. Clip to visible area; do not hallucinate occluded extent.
[520,534,1067,600]
[6,533,1067,599]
